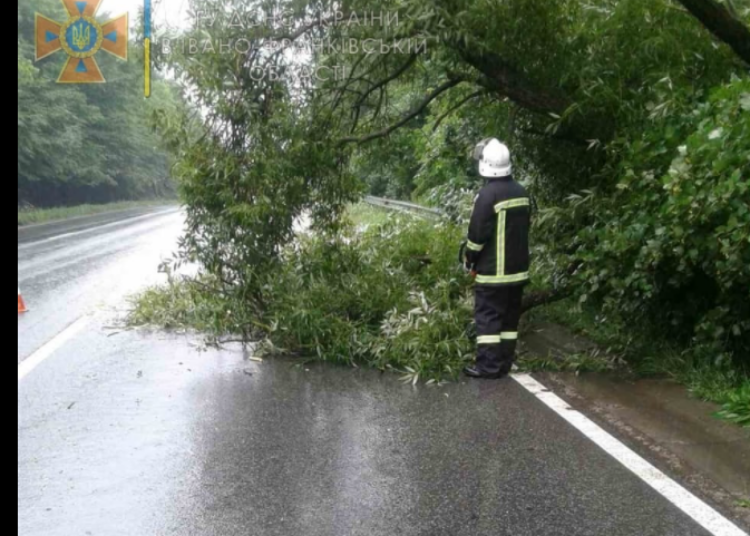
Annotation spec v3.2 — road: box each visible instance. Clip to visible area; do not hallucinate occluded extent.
[17,208,748,536]
[18,207,183,362]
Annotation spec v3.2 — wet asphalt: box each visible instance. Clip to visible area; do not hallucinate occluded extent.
[17,208,736,535]
[18,206,183,362]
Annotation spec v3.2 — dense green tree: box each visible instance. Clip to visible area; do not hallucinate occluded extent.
[17,0,185,206]
[155,0,749,364]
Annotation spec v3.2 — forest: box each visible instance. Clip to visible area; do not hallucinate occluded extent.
[17,0,183,207]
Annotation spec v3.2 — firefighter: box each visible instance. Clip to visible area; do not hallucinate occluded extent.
[463,138,531,379]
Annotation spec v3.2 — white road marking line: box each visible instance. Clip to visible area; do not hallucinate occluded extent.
[18,316,91,382]
[512,373,748,536]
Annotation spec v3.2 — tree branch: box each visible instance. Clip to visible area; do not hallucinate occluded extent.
[339,78,467,145]
[276,13,345,41]
[330,53,369,112]
[353,54,419,109]
[431,90,487,132]
[456,45,570,114]
[521,287,573,313]
[676,0,750,64]
[518,127,591,147]
[520,261,582,313]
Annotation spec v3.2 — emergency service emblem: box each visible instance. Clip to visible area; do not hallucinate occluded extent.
[35,0,128,84]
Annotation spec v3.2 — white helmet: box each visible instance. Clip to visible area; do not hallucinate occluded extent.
[476,138,512,178]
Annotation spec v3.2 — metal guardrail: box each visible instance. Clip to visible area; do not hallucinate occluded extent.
[363,196,444,218]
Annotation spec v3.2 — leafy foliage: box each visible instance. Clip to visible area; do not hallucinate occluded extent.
[132,0,749,422]
[714,383,750,427]
[717,382,750,427]
[132,212,475,383]
[537,78,750,364]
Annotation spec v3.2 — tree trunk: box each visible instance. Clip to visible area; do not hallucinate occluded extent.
[677,0,750,64]
[457,47,571,115]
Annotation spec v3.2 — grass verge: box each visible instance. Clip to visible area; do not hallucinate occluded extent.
[18,199,177,226]
[527,299,749,427]
[346,203,396,229]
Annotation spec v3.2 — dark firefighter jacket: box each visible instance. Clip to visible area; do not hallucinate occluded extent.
[465,176,531,286]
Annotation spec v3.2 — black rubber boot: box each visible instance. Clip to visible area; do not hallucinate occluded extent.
[463,363,511,379]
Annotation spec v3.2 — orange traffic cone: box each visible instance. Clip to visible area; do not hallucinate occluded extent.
[18,287,28,313]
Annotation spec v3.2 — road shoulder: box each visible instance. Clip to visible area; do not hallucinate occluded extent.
[522,323,750,529]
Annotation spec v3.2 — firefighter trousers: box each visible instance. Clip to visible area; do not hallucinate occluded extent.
[474,285,524,374]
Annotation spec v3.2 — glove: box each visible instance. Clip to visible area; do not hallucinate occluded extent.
[465,250,480,272]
